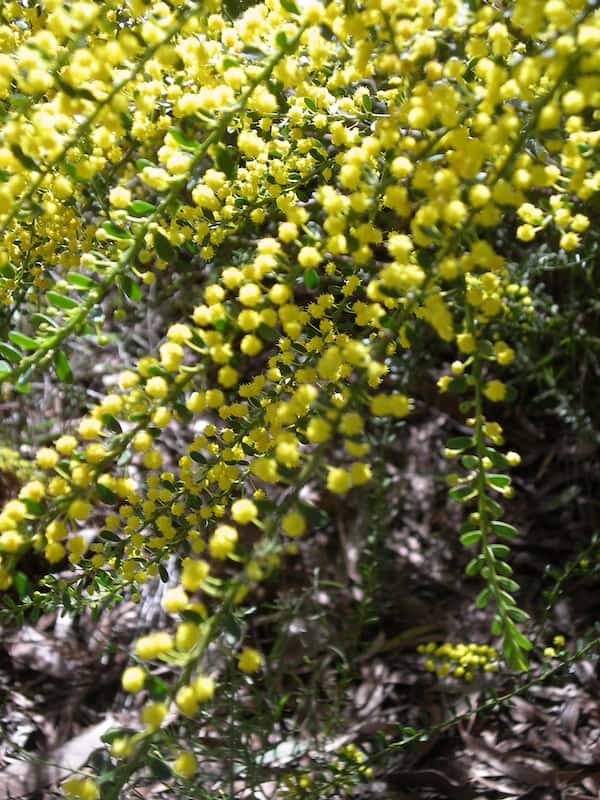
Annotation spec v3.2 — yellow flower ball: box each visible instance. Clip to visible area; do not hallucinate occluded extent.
[173,750,198,779]
[237,646,263,674]
[231,498,258,525]
[121,666,146,693]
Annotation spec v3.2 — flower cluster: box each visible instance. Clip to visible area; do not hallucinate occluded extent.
[419,641,499,680]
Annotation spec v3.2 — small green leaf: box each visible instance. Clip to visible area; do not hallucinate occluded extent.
[446,375,469,394]
[13,571,32,600]
[158,564,169,583]
[506,606,529,623]
[446,436,473,451]
[47,291,79,310]
[475,587,490,609]
[303,269,319,290]
[180,609,206,624]
[280,0,300,13]
[304,97,317,112]
[53,349,73,383]
[136,158,154,171]
[0,343,21,362]
[54,75,97,101]
[100,530,121,542]
[102,414,122,433]
[67,272,100,289]
[146,675,168,700]
[460,530,481,547]
[487,473,511,489]
[362,93,372,113]
[465,556,483,576]
[129,200,156,217]
[497,576,520,592]
[168,127,198,149]
[119,274,142,301]
[146,755,172,781]
[154,231,175,261]
[97,484,118,504]
[275,31,289,50]
[103,221,131,240]
[215,144,238,180]
[488,543,510,558]
[491,521,517,539]
[8,331,39,350]
[449,484,476,502]
[10,144,39,171]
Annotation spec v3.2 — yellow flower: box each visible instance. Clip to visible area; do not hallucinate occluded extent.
[121,666,146,693]
[231,499,258,525]
[281,510,306,538]
[483,380,506,402]
[238,646,263,674]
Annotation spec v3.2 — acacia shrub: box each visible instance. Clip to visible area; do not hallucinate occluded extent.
[0,0,598,796]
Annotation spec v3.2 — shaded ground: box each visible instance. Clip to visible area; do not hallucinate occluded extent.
[0,366,598,800]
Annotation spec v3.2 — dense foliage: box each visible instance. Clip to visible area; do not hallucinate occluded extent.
[0,0,598,796]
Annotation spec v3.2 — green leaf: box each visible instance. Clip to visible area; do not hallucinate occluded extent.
[154,231,175,260]
[169,127,198,149]
[506,606,529,623]
[257,323,279,342]
[13,571,32,600]
[102,414,122,433]
[304,97,317,112]
[491,521,517,539]
[483,446,508,468]
[446,436,473,451]
[483,496,503,516]
[460,454,478,469]
[53,349,73,383]
[145,755,172,780]
[448,484,476,502]
[0,343,21,362]
[8,331,39,350]
[31,313,58,330]
[487,473,511,489]
[47,291,79,310]
[158,564,169,583]
[180,608,206,624]
[275,31,289,50]
[475,587,490,609]
[10,144,39,171]
[215,144,238,180]
[119,274,142,301]
[0,360,11,375]
[136,158,154,171]
[67,272,100,289]
[103,221,131,240]
[100,530,121,542]
[280,0,300,13]
[460,530,481,547]
[488,543,510,558]
[0,261,14,277]
[129,200,156,217]
[303,269,319,290]
[446,375,469,394]
[97,484,118,504]
[465,556,483,576]
[54,75,97,101]
[362,93,372,113]
[146,675,168,700]
[497,576,520,592]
